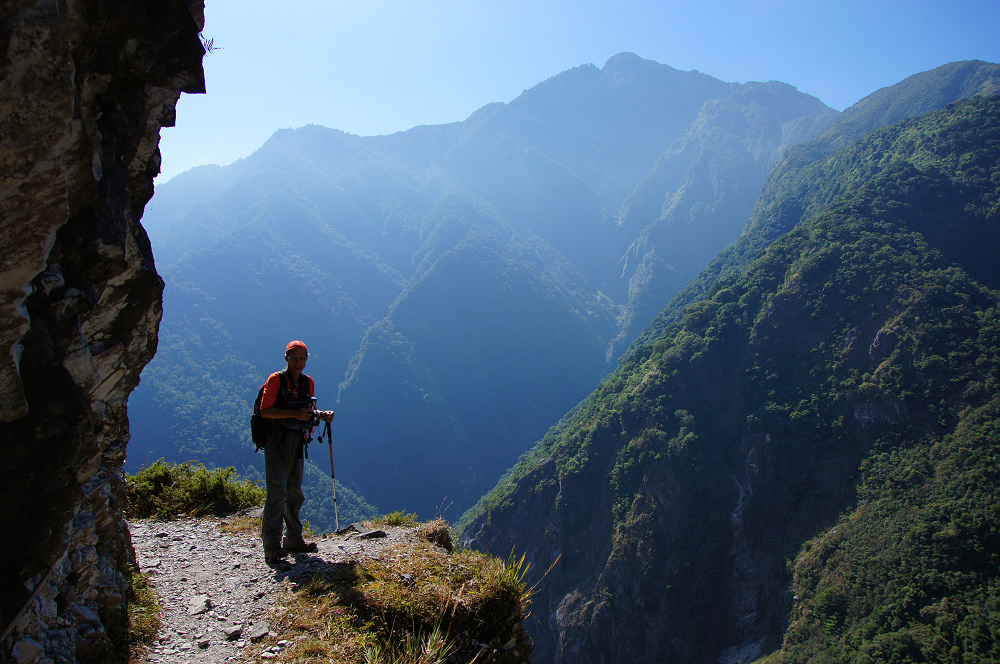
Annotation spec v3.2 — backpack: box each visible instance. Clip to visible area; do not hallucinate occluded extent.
[250,371,312,451]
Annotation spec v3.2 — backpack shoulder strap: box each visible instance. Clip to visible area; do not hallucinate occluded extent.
[256,372,289,414]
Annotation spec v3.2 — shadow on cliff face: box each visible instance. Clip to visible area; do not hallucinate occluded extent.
[0,1,205,661]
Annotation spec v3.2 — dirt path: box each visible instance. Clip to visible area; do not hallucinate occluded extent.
[129,515,407,662]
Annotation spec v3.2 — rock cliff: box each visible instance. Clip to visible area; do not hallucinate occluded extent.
[0,1,205,660]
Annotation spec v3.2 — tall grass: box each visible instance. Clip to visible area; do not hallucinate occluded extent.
[272,521,533,663]
[363,619,455,664]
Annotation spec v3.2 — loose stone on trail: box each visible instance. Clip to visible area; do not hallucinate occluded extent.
[246,621,271,643]
[129,515,415,663]
[186,595,211,616]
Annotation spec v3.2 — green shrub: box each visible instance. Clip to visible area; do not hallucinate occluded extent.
[126,459,265,519]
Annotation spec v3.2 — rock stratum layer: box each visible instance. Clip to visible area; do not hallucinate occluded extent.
[0,1,205,661]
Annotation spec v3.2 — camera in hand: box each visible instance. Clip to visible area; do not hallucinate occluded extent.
[281,396,320,431]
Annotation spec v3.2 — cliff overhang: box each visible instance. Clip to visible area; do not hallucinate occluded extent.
[0,1,205,660]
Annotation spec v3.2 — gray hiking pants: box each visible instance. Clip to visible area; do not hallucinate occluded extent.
[261,428,307,550]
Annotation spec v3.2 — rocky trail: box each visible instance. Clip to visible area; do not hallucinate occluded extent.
[129,514,409,663]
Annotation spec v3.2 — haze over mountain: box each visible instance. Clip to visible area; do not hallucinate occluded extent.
[460,84,1000,662]
[130,53,838,521]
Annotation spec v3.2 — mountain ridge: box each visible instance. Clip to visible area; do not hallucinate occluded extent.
[459,94,1000,663]
[131,58,998,530]
[631,59,1000,350]
[131,53,847,522]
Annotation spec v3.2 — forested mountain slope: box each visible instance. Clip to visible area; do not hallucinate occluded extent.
[459,96,1000,663]
[129,54,836,522]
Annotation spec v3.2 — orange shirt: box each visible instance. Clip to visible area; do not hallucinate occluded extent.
[260,371,315,411]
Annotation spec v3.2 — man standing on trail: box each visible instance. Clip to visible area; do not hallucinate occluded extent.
[258,340,334,561]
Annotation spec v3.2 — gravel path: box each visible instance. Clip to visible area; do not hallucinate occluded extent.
[129,515,408,663]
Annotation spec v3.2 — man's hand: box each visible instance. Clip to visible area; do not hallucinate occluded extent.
[292,407,315,421]
[319,410,335,423]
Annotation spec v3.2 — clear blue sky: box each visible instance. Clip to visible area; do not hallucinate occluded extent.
[155,0,1000,183]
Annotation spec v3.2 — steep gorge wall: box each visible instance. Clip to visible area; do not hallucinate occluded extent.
[0,1,205,660]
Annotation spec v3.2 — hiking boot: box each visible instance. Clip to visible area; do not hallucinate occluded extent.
[264,546,288,561]
[283,539,318,553]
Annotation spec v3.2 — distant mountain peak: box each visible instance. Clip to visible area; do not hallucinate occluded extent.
[602,51,667,70]
[601,51,720,87]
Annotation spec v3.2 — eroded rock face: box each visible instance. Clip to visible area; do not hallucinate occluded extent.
[0,1,205,660]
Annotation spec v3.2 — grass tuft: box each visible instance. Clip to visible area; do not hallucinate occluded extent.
[371,510,421,527]
[272,522,532,663]
[417,519,454,552]
[363,618,455,664]
[219,511,261,535]
[125,566,161,661]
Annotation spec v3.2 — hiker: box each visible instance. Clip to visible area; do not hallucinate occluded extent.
[258,339,334,561]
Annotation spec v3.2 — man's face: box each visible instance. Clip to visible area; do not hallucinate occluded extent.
[285,350,308,369]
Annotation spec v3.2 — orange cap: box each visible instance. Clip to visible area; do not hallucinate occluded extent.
[285,340,308,354]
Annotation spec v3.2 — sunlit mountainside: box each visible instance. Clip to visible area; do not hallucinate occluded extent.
[461,92,1000,663]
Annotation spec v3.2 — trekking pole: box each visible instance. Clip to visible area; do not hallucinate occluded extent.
[322,419,339,531]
